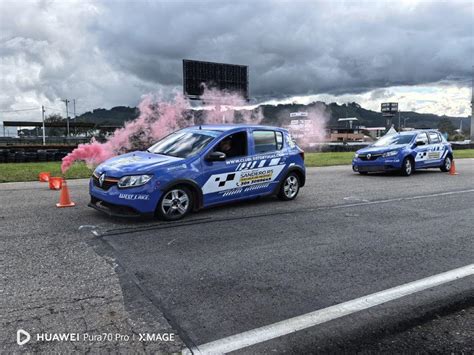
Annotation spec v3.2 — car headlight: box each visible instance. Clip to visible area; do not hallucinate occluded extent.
[354,153,359,158]
[117,174,153,188]
[383,150,399,157]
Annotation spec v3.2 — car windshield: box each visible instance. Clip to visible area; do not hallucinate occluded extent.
[148,130,216,158]
[372,133,415,147]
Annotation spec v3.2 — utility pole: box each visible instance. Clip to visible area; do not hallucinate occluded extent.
[73,99,77,136]
[471,66,474,141]
[41,105,46,145]
[62,99,70,137]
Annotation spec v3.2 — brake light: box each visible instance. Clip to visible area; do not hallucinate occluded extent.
[300,151,305,161]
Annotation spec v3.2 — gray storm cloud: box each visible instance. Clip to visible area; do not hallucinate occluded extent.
[0,0,472,114]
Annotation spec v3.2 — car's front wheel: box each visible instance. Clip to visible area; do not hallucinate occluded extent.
[278,173,300,201]
[400,157,414,176]
[156,186,193,221]
[440,155,452,172]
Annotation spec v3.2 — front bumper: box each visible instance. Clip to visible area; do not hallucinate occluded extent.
[352,157,403,173]
[89,178,162,216]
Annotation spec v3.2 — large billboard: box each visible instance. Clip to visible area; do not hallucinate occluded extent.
[381,102,398,116]
[183,59,249,99]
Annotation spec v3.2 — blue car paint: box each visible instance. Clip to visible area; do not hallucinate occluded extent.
[352,130,453,173]
[89,125,305,216]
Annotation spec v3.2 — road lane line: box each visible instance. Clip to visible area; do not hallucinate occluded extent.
[183,264,474,355]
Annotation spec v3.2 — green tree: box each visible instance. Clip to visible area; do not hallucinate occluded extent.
[437,117,456,135]
[45,114,65,136]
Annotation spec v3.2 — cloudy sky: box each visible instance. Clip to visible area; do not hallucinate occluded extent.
[1,0,472,122]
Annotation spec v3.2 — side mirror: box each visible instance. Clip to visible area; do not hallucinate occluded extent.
[415,140,426,146]
[206,151,226,161]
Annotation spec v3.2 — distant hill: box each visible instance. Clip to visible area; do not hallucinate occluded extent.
[75,102,469,132]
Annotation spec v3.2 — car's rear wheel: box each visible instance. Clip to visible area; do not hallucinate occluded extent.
[157,186,193,221]
[278,173,300,201]
[440,155,452,172]
[400,157,414,176]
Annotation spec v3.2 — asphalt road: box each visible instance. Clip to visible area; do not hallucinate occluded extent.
[1,160,473,353]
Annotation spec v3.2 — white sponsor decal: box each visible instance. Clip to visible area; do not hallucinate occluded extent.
[226,152,285,165]
[415,144,445,162]
[202,165,286,194]
[118,193,150,200]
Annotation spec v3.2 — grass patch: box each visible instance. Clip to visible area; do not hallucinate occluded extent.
[305,152,354,167]
[453,149,474,159]
[0,149,472,182]
[0,161,92,183]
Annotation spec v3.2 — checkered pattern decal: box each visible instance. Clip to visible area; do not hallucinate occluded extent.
[215,173,236,187]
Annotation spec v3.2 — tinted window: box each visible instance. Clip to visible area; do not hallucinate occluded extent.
[417,133,429,144]
[253,130,283,153]
[213,131,248,158]
[148,131,215,158]
[429,132,440,143]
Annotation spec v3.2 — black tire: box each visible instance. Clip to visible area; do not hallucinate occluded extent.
[440,155,452,172]
[278,172,300,201]
[156,186,193,221]
[400,157,414,176]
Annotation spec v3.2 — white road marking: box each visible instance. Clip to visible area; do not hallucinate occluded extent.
[330,189,474,211]
[183,264,474,355]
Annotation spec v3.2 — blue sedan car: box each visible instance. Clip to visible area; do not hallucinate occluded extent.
[89,125,305,220]
[352,130,453,176]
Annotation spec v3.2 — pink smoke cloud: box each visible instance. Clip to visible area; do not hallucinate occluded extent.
[280,104,329,148]
[61,88,262,173]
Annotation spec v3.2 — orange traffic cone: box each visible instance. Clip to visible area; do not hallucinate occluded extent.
[49,177,63,190]
[56,179,75,208]
[39,172,50,182]
[449,159,458,175]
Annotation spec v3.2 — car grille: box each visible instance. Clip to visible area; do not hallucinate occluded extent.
[92,174,119,191]
[358,153,382,161]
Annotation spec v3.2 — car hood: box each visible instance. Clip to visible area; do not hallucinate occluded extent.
[95,151,183,176]
[357,144,408,155]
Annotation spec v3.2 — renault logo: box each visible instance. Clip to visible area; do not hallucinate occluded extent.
[99,173,106,187]
[367,153,372,159]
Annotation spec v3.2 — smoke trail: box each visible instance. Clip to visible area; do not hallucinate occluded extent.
[61,92,190,173]
[279,103,329,148]
[61,88,262,173]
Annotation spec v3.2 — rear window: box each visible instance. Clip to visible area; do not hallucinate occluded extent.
[429,132,441,143]
[253,130,284,153]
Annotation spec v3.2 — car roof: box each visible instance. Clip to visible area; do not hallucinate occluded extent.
[185,124,287,132]
[393,129,441,135]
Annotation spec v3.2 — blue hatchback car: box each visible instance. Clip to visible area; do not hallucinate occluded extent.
[352,130,453,176]
[89,124,305,220]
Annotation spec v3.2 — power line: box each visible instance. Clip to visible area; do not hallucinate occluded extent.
[0,107,38,113]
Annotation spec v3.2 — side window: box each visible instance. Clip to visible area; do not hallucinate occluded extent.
[213,131,247,158]
[417,132,428,144]
[276,132,284,149]
[428,132,440,144]
[253,130,284,154]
